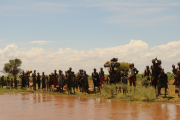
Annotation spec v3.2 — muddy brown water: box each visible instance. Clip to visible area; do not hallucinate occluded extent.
[0,93,180,120]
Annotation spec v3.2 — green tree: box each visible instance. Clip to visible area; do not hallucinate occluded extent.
[107,62,130,74]
[116,62,130,74]
[3,58,23,78]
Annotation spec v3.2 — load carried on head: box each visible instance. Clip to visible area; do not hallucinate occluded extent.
[104,58,120,69]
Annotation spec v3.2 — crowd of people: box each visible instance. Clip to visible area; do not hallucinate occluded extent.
[1,58,180,97]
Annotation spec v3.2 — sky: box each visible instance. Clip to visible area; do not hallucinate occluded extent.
[0,0,180,75]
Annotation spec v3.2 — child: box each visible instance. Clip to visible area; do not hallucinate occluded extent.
[121,73,128,95]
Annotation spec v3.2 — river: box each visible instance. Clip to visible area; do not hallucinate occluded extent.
[0,93,180,120]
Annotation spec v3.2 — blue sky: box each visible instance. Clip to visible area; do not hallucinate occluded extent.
[0,0,180,74]
[1,0,180,50]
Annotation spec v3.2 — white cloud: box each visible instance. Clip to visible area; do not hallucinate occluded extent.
[0,40,180,75]
[19,47,28,50]
[29,41,51,45]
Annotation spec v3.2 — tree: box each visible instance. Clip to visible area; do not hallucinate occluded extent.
[3,58,23,78]
[107,62,130,74]
[116,62,130,74]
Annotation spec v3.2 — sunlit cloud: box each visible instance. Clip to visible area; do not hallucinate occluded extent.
[29,41,52,45]
[0,40,180,75]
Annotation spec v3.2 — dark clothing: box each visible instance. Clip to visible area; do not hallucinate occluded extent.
[37,75,41,89]
[77,72,83,88]
[92,72,100,87]
[20,75,26,88]
[42,75,46,89]
[109,70,117,84]
[158,74,168,89]
[32,73,36,90]
[14,78,17,88]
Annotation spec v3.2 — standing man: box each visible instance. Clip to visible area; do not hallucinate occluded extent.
[53,70,58,88]
[20,71,26,89]
[131,63,139,87]
[151,58,161,89]
[37,72,41,90]
[157,69,168,97]
[32,70,37,90]
[128,64,135,87]
[58,70,64,93]
[143,66,151,88]
[92,68,100,94]
[42,72,46,90]
[175,62,180,96]
[67,67,73,94]
[1,76,5,88]
[99,67,105,87]
[77,69,83,92]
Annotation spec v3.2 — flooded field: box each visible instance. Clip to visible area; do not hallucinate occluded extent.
[0,93,180,120]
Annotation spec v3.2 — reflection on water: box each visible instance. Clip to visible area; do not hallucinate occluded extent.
[0,93,180,120]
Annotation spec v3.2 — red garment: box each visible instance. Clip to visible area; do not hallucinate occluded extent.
[175,76,180,93]
[129,76,135,82]
[100,77,105,85]
[53,73,58,88]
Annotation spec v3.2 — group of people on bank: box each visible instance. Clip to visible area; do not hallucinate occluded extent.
[1,57,180,97]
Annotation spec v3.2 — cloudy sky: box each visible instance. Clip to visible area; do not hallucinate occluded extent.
[0,0,180,75]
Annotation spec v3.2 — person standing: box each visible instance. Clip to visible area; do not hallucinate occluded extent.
[92,68,100,94]
[42,72,46,90]
[121,72,128,95]
[99,68,105,87]
[32,70,37,90]
[131,63,139,87]
[175,62,180,96]
[128,64,135,87]
[58,70,64,93]
[20,71,26,89]
[157,69,168,97]
[67,68,73,94]
[37,73,41,90]
[53,70,58,89]
[143,66,151,88]
[1,76,5,88]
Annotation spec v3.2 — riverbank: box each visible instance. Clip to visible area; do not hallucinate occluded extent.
[1,80,180,103]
